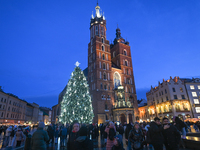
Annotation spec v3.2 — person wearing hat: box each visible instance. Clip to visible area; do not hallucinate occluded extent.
[75,126,93,150]
[31,122,49,150]
[149,117,169,150]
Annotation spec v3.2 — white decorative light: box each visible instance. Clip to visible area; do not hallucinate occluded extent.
[75,61,80,67]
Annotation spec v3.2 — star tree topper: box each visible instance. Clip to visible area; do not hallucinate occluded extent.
[75,61,80,67]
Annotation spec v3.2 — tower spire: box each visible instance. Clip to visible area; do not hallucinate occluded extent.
[95,1,101,18]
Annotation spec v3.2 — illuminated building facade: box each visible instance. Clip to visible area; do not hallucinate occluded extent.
[87,3,138,124]
[146,76,192,121]
[183,78,200,118]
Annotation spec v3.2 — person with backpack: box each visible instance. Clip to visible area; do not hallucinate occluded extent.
[76,126,93,150]
[129,122,143,150]
[162,117,181,150]
[105,121,116,150]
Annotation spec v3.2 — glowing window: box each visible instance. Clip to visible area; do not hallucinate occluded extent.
[198,85,200,89]
[195,107,200,113]
[192,92,197,97]
[190,85,195,89]
[194,99,199,104]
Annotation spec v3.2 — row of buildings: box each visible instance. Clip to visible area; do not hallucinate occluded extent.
[138,77,200,122]
[0,86,52,125]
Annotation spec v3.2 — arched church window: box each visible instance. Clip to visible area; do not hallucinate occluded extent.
[125,60,128,66]
[102,54,105,60]
[102,37,104,43]
[102,45,105,51]
[103,63,106,70]
[124,50,127,56]
[104,84,107,90]
[114,72,121,88]
[103,73,106,80]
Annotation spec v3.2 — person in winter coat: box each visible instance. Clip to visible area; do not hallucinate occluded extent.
[162,117,181,150]
[67,122,80,150]
[125,123,132,150]
[117,124,124,138]
[105,121,116,150]
[15,128,25,147]
[31,122,49,150]
[3,126,12,147]
[149,117,169,150]
[173,116,187,139]
[54,127,59,144]
[129,122,143,150]
[76,126,93,150]
[47,124,54,144]
[112,134,125,150]
[60,126,68,147]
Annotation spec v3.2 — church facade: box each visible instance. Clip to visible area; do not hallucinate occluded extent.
[87,3,138,124]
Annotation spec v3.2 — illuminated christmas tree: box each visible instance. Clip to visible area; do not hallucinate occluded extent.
[59,62,94,124]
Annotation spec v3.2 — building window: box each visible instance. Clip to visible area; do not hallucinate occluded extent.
[166,96,168,100]
[179,88,183,92]
[165,89,167,94]
[105,104,108,110]
[100,71,102,79]
[4,99,6,103]
[1,98,3,102]
[194,99,199,104]
[114,72,121,88]
[102,54,105,60]
[195,107,200,113]
[159,92,161,96]
[192,92,197,97]
[190,85,195,90]
[161,91,163,95]
[106,54,108,60]
[102,37,104,43]
[124,77,126,83]
[108,73,110,80]
[124,50,127,56]
[103,63,106,70]
[9,101,11,104]
[132,87,134,93]
[7,113,9,118]
[127,69,128,75]
[174,95,178,99]
[99,61,101,68]
[8,107,10,111]
[102,45,105,51]
[161,98,163,102]
[3,105,5,109]
[198,85,200,89]
[181,95,185,99]
[100,83,103,89]
[103,73,106,80]
[113,51,115,57]
[104,84,107,90]
[107,63,109,70]
[99,52,101,59]
[172,88,176,92]
[1,112,3,117]
[95,26,98,35]
[107,95,111,100]
[125,60,128,66]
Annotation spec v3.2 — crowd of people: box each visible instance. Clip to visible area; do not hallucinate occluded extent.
[0,116,198,150]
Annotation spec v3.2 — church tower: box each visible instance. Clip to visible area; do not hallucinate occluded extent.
[88,3,113,123]
[88,3,138,124]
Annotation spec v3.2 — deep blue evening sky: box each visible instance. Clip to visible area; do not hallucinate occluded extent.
[0,0,200,108]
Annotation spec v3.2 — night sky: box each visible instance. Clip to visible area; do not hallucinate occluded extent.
[0,0,200,108]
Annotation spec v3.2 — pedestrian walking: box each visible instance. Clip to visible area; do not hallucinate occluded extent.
[31,122,49,150]
[105,121,116,150]
[76,126,93,150]
[47,124,54,144]
[129,122,143,150]
[162,117,181,150]
[149,117,167,150]
[125,123,132,150]
[67,122,80,150]
[60,125,68,147]
[15,128,25,147]
[3,126,12,147]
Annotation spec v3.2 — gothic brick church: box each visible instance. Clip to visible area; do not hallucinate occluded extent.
[87,3,138,124]
[52,3,138,125]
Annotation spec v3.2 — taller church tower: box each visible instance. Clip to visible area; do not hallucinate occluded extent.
[88,3,138,124]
